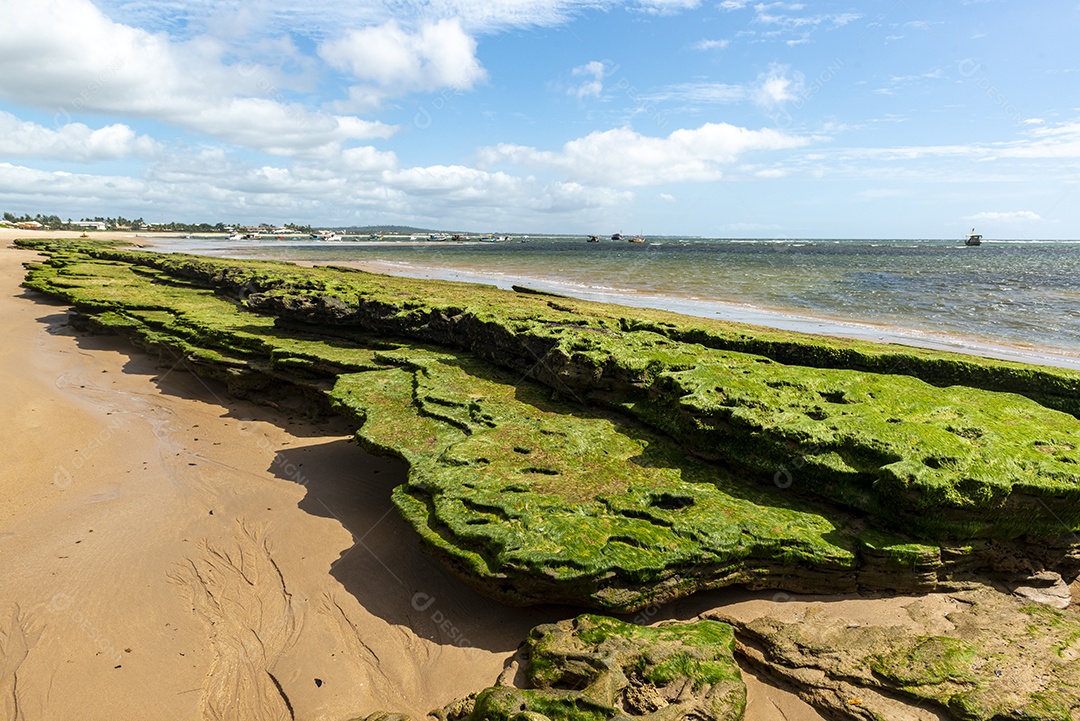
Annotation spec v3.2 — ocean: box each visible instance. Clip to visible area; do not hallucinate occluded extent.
[154,235,1080,369]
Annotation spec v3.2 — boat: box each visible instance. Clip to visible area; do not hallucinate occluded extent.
[586,235,600,243]
[228,232,243,241]
[611,233,623,240]
[965,228,982,246]
[627,234,646,243]
[478,233,497,242]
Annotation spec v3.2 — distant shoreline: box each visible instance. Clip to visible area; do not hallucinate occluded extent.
[284,256,1080,371]
[8,228,1080,371]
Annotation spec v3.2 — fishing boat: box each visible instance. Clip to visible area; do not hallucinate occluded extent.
[611,233,623,240]
[627,234,646,243]
[586,235,600,243]
[965,228,982,246]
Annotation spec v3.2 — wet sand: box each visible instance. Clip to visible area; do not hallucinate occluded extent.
[0,233,828,718]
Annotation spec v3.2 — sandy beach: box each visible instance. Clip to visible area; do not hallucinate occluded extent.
[1,232,830,719]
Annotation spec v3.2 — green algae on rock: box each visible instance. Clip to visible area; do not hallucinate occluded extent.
[426,614,745,721]
[469,615,745,721]
[352,615,746,721]
[712,586,1080,721]
[331,349,860,609]
[14,238,1080,611]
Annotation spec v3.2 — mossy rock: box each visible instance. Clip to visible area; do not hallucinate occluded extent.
[714,586,1080,720]
[467,614,746,721]
[15,238,1080,611]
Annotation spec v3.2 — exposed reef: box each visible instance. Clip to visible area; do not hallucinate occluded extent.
[15,238,1080,613]
[710,585,1080,721]
[356,614,746,721]
[371,590,1080,721]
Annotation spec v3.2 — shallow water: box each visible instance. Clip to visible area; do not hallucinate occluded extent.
[156,235,1080,361]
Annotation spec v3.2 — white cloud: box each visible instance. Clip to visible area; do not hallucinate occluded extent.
[633,0,702,15]
[529,182,633,212]
[571,61,607,99]
[382,165,521,202]
[479,122,809,186]
[754,65,804,107]
[0,0,394,154]
[318,19,486,109]
[693,39,731,50]
[647,82,746,104]
[0,162,147,206]
[966,211,1043,223]
[0,112,159,161]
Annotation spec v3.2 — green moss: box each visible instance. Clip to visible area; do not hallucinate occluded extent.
[16,238,1080,611]
[871,636,978,688]
[488,614,745,720]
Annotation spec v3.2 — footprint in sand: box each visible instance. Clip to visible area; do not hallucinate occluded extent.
[170,522,302,721]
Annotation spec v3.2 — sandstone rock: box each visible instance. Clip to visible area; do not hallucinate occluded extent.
[1007,570,1072,609]
[708,585,1080,720]
[465,614,746,721]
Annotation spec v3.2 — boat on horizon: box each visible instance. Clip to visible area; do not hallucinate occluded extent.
[586,235,600,243]
[965,228,982,246]
[627,234,646,243]
[611,233,623,240]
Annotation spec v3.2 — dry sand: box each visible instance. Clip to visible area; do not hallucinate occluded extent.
[0,232,827,720]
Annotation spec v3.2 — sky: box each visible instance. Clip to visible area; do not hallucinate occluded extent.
[0,0,1078,238]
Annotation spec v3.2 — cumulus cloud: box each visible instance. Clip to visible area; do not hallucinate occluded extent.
[0,112,159,161]
[479,122,809,186]
[0,162,147,206]
[570,61,607,99]
[0,0,394,154]
[319,19,486,109]
[754,65,804,107]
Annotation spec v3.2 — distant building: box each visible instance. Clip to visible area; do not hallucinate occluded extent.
[15,221,43,229]
[73,221,107,231]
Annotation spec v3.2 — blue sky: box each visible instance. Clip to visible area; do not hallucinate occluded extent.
[1,0,1078,237]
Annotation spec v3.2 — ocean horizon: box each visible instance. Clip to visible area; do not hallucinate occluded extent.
[150,235,1080,370]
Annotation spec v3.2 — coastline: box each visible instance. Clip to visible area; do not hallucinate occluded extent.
[292,256,1080,371]
[0,232,833,717]
[127,232,1080,372]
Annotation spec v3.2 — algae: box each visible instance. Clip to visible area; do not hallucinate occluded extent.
[15,238,1080,611]
[715,586,1080,721]
[461,614,746,721]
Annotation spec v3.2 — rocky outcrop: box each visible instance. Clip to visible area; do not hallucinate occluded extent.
[355,614,747,721]
[709,585,1080,720]
[15,239,1080,612]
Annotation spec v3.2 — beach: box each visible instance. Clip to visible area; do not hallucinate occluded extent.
[0,232,838,718]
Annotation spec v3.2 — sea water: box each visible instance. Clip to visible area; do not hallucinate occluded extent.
[156,236,1080,366]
